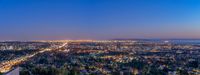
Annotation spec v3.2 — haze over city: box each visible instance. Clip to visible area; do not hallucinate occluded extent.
[0,0,200,40]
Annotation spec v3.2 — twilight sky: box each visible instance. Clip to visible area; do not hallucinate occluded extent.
[0,0,200,40]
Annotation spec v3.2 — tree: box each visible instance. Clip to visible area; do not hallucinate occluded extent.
[58,66,69,75]
[47,66,59,75]
[20,69,30,75]
[69,68,80,75]
[178,69,189,75]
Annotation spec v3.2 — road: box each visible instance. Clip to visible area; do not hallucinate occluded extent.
[0,42,68,73]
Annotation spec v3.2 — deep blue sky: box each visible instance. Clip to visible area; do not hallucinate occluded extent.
[0,0,200,40]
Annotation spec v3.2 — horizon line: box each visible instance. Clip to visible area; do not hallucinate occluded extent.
[1,38,200,41]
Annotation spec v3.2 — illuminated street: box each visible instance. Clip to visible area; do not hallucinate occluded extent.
[0,42,68,73]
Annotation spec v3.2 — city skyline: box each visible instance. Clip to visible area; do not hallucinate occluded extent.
[1,0,200,40]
